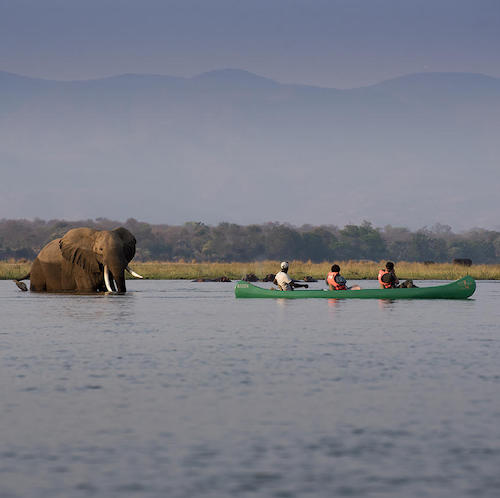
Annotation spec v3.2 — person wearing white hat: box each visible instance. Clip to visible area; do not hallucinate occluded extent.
[273,261,309,291]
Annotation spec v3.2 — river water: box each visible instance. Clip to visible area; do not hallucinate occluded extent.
[1,279,499,498]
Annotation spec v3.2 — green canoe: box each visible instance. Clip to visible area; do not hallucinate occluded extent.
[235,276,476,299]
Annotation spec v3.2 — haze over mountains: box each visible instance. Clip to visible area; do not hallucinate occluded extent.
[1,69,499,230]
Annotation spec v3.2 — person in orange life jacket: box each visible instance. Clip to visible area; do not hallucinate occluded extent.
[378,261,399,288]
[273,261,309,291]
[326,264,361,290]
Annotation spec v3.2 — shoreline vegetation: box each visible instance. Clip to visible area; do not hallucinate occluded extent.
[2,220,500,266]
[2,260,500,281]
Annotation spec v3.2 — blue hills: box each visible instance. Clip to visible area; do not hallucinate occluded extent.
[1,69,499,229]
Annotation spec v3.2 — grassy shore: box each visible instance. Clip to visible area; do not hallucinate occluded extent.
[2,260,499,281]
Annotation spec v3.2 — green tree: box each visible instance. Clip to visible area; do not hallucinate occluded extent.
[338,221,385,260]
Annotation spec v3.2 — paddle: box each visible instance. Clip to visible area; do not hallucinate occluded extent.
[272,277,309,290]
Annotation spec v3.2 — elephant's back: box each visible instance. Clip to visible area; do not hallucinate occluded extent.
[37,238,63,263]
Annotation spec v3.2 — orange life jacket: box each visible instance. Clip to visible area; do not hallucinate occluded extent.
[378,269,393,288]
[327,271,347,290]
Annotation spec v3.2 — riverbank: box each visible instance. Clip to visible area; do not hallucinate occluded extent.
[2,260,499,281]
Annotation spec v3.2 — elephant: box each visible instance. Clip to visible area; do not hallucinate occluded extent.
[14,227,143,293]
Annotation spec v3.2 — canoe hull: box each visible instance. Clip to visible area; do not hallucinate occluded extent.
[235,276,476,299]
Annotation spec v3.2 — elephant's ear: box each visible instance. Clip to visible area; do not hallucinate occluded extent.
[59,228,101,273]
[113,227,136,262]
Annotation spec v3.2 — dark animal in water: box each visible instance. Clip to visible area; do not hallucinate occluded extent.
[399,280,418,288]
[303,276,317,282]
[13,227,142,293]
[243,273,258,282]
[215,276,231,282]
[192,276,231,282]
[453,258,472,266]
[262,273,276,282]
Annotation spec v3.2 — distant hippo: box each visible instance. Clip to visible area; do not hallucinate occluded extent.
[303,275,317,282]
[243,273,258,282]
[453,258,472,266]
[262,273,276,282]
[215,276,231,282]
[192,276,231,282]
[399,280,418,288]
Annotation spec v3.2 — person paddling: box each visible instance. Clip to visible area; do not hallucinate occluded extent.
[326,264,361,290]
[273,261,309,291]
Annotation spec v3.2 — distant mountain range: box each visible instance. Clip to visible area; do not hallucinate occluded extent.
[1,69,499,230]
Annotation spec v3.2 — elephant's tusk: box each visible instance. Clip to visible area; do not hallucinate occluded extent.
[104,265,114,292]
[126,266,144,279]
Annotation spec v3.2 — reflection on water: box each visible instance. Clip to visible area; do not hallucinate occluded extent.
[1,280,499,498]
[58,294,136,322]
[327,299,342,319]
[378,298,397,310]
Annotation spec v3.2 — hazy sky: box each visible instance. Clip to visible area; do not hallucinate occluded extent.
[1,0,499,88]
[2,0,500,230]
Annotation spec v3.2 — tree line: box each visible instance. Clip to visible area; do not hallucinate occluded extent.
[1,218,499,264]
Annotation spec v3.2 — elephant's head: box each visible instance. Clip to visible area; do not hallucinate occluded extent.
[59,227,142,292]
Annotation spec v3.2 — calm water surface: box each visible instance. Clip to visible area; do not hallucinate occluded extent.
[1,279,500,498]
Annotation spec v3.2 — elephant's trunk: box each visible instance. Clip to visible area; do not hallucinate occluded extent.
[104,265,126,293]
[114,270,127,293]
[103,247,128,293]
